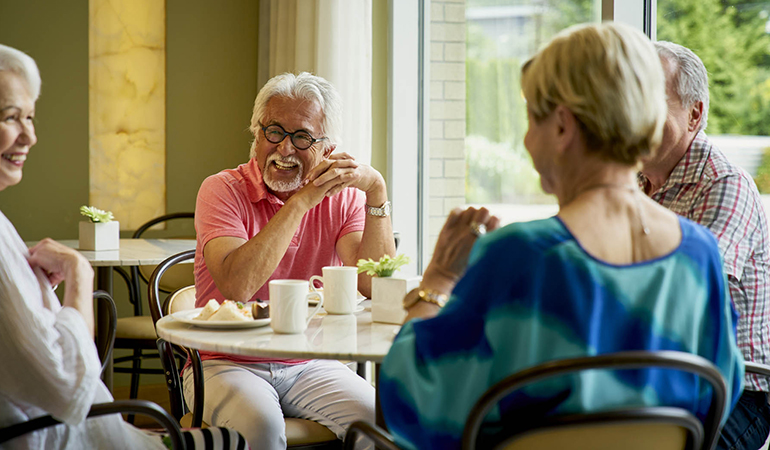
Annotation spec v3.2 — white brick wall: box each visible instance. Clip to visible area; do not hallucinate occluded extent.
[428,0,466,256]
[429,100,465,120]
[443,120,465,139]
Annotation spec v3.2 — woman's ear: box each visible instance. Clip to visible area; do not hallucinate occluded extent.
[553,105,579,153]
[324,144,336,158]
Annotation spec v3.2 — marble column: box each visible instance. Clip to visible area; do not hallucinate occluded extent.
[89,0,166,230]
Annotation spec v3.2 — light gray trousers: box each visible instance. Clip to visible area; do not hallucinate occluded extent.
[183,359,375,450]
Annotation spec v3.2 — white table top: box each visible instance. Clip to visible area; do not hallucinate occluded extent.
[156,302,401,363]
[27,239,196,267]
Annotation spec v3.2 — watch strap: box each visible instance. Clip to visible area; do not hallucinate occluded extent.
[366,201,391,217]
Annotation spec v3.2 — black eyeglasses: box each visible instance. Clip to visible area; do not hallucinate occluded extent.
[260,124,327,150]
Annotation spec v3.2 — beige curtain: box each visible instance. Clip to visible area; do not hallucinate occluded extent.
[258,0,373,164]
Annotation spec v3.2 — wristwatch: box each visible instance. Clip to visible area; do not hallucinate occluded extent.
[403,288,448,309]
[366,201,391,217]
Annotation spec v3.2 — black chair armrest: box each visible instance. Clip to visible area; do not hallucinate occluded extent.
[344,421,400,450]
[0,399,185,449]
[745,362,770,379]
[93,290,117,376]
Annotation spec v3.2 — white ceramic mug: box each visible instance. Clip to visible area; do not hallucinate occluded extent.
[269,280,324,334]
[310,266,358,314]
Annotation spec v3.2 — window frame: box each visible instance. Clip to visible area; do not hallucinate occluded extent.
[387,0,652,274]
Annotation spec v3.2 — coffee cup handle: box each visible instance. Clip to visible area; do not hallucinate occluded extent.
[306,292,323,325]
[309,275,323,292]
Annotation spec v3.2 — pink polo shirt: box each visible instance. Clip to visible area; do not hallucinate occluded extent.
[192,158,365,365]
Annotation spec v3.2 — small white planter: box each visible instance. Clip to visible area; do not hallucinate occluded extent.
[79,221,120,251]
[371,276,421,324]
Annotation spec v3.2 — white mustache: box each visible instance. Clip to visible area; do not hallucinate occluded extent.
[267,154,302,167]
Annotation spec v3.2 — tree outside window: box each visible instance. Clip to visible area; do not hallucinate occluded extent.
[658,0,770,193]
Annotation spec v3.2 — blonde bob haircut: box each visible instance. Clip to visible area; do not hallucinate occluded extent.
[521,22,666,165]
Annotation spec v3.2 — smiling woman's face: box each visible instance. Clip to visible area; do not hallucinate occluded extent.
[0,70,36,192]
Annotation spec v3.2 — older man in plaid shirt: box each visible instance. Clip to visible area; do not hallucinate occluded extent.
[640,41,770,450]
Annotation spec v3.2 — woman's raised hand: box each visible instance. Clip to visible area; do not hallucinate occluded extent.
[422,207,500,293]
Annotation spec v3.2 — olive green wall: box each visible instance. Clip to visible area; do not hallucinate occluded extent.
[371,0,389,182]
[0,0,89,241]
[0,0,259,241]
[166,0,259,219]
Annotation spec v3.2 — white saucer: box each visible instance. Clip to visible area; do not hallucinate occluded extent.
[309,293,366,306]
[172,308,271,329]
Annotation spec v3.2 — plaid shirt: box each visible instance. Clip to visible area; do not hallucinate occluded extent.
[639,131,770,392]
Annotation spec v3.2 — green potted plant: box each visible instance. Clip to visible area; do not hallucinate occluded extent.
[79,205,119,251]
[357,254,419,324]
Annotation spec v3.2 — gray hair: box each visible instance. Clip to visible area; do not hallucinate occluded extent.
[654,41,709,132]
[0,44,41,101]
[249,72,342,159]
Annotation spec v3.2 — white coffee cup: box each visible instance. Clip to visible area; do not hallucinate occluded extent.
[269,280,324,334]
[310,266,358,314]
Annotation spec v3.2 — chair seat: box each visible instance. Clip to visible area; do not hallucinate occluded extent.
[285,418,338,445]
[179,414,337,445]
[116,315,157,340]
[180,413,209,429]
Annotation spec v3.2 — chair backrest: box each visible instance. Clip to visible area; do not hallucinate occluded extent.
[167,285,197,315]
[148,249,196,326]
[148,249,203,427]
[130,213,195,317]
[745,361,770,379]
[495,408,698,450]
[461,351,728,450]
[93,290,117,376]
[0,399,185,449]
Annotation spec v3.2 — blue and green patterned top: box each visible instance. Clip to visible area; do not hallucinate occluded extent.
[380,216,744,450]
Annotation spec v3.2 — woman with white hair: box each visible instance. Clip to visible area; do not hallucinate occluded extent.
[378,22,744,450]
[0,43,247,449]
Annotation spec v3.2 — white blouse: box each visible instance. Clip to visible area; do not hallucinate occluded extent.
[0,211,161,449]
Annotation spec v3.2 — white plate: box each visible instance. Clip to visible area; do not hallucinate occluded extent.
[308,292,366,306]
[171,308,271,329]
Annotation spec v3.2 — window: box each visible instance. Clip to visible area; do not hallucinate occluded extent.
[426,0,603,258]
[657,0,770,192]
[389,0,650,272]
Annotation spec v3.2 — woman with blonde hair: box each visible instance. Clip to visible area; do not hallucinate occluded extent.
[0,43,247,449]
[379,22,744,450]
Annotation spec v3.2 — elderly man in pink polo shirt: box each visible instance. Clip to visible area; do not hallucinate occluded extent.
[188,72,395,449]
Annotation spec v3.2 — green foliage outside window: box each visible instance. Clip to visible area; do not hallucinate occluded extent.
[755,148,770,193]
[658,0,770,192]
[465,0,770,199]
[464,1,595,204]
[657,0,770,136]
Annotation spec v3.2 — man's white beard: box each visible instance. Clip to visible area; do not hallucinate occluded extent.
[264,154,304,193]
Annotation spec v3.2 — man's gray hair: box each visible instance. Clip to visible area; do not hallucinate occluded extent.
[654,41,709,132]
[0,44,41,101]
[249,72,342,159]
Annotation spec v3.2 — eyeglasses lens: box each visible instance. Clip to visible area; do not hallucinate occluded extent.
[264,125,313,150]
